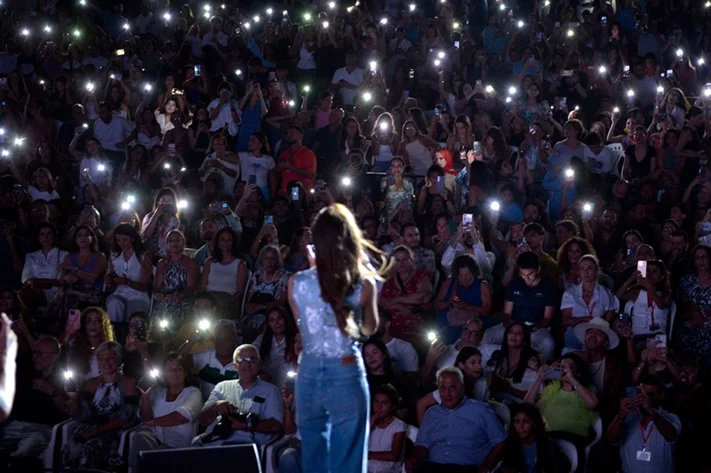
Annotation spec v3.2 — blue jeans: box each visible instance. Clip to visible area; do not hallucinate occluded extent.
[296,352,370,473]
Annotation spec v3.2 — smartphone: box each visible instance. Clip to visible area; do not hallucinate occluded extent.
[285,370,297,393]
[306,244,315,259]
[434,106,441,116]
[65,371,77,393]
[194,64,203,76]
[116,49,125,56]
[637,260,647,278]
[623,65,630,77]
[221,202,229,211]
[666,69,673,78]
[463,213,473,227]
[561,69,573,77]
[291,187,300,201]
[546,367,563,380]
[134,320,147,342]
[409,69,415,79]
[460,150,467,161]
[472,141,481,155]
[654,334,667,349]
[618,311,630,328]
[454,40,460,49]
[265,215,274,225]
[248,174,257,184]
[436,175,444,193]
[235,27,241,35]
[626,386,638,398]
[559,97,567,109]
[601,16,608,26]
[536,32,543,42]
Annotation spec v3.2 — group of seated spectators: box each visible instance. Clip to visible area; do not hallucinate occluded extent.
[2,0,711,472]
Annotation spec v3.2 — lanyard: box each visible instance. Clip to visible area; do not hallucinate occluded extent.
[639,419,655,450]
[585,301,596,319]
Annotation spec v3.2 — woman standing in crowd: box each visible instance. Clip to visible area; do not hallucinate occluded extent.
[141,189,182,261]
[288,204,384,473]
[64,307,115,382]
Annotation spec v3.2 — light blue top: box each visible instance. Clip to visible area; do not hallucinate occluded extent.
[618,409,681,473]
[416,397,508,466]
[292,268,363,358]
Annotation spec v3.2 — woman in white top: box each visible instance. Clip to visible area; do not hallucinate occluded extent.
[616,259,672,342]
[19,223,68,311]
[252,307,298,387]
[69,136,112,191]
[136,108,162,151]
[130,353,203,473]
[399,119,438,177]
[27,167,60,202]
[238,132,276,203]
[561,255,620,350]
[368,384,406,473]
[199,228,248,315]
[154,98,184,136]
[291,26,318,73]
[106,224,153,324]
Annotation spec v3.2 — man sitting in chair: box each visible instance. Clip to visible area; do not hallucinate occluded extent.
[194,344,283,447]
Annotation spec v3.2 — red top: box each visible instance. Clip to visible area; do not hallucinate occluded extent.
[279,145,317,194]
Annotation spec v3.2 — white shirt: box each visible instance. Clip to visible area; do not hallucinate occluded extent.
[92,116,134,152]
[368,417,406,473]
[144,386,203,448]
[238,153,275,188]
[193,348,239,400]
[202,31,229,57]
[79,156,112,188]
[561,283,620,319]
[331,67,365,106]
[631,290,669,336]
[21,247,68,283]
[385,337,419,374]
[207,98,240,136]
[28,185,60,202]
[583,146,615,175]
[388,37,412,53]
[110,252,150,302]
[135,13,154,35]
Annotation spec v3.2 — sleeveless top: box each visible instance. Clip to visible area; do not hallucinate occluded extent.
[292,268,364,358]
[443,278,484,308]
[70,253,103,293]
[207,258,241,295]
[110,252,150,302]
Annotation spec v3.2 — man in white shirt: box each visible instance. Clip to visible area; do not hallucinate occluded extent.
[207,82,240,136]
[331,52,364,107]
[92,102,134,161]
[583,131,615,188]
[388,27,412,56]
[421,318,499,385]
[608,375,681,473]
[376,312,419,385]
[195,344,283,447]
[202,16,229,58]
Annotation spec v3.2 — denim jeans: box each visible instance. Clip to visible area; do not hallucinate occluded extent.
[296,352,370,473]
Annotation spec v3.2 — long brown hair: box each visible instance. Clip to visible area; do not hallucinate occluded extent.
[312,204,388,338]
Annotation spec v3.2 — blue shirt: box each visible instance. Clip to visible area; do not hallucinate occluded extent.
[505,277,558,324]
[416,398,508,466]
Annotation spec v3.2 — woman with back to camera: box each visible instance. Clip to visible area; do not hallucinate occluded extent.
[288,203,386,473]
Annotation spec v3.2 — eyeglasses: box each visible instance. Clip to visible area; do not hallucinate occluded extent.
[236,357,258,364]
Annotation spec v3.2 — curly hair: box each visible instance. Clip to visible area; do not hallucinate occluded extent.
[72,307,115,375]
[556,236,596,273]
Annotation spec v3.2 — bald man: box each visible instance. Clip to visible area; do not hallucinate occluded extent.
[2,336,68,458]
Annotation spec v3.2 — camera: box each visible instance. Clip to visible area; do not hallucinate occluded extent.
[134,320,147,342]
[212,412,260,439]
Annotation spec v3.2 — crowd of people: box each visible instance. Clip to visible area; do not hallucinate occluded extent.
[1,0,711,472]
